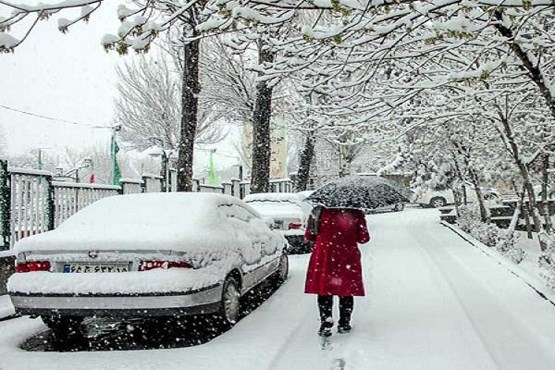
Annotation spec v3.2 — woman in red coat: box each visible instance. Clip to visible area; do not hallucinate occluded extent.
[305,206,370,337]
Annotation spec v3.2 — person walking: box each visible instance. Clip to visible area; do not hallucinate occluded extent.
[304,206,370,337]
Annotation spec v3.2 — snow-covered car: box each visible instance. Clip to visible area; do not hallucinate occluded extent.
[243,192,313,254]
[533,184,555,199]
[415,182,500,208]
[8,193,288,334]
[364,203,405,214]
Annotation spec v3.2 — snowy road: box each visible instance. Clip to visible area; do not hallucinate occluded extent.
[2,208,555,370]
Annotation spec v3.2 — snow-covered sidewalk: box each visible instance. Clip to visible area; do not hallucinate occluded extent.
[1,208,555,369]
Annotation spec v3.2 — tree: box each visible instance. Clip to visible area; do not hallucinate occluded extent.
[7,150,57,171]
[115,52,225,151]
[1,1,233,192]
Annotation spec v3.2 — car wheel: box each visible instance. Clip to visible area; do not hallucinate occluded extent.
[42,316,83,336]
[218,276,241,327]
[429,197,447,208]
[270,254,289,287]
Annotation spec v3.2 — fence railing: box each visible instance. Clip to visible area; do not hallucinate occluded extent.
[0,160,293,251]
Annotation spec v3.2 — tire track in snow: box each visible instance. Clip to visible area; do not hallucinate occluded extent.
[360,210,499,369]
[406,221,501,368]
[263,308,315,370]
[408,213,555,369]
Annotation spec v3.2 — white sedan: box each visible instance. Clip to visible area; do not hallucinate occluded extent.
[415,182,500,208]
[243,193,313,254]
[8,193,288,334]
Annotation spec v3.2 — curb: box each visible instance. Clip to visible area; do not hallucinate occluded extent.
[0,313,20,322]
[440,221,555,308]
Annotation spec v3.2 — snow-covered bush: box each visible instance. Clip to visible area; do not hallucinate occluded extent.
[457,205,525,264]
[496,229,525,264]
[538,234,555,291]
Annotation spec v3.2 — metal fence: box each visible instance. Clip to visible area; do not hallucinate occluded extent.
[0,160,293,251]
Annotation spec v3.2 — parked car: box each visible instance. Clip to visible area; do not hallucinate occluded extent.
[243,192,313,254]
[8,193,288,334]
[533,184,555,199]
[364,203,405,214]
[415,182,500,208]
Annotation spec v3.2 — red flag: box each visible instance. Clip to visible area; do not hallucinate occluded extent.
[89,172,96,183]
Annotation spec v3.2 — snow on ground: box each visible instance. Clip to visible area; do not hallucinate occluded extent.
[2,208,555,369]
[0,295,15,319]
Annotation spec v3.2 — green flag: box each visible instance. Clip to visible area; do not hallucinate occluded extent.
[208,151,218,186]
[111,135,121,185]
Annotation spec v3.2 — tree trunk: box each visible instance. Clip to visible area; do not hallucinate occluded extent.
[250,43,275,194]
[541,153,553,232]
[295,131,315,191]
[468,169,489,223]
[499,114,548,251]
[176,37,200,192]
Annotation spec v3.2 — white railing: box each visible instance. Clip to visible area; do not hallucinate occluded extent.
[9,169,52,245]
[52,182,120,227]
[0,161,294,250]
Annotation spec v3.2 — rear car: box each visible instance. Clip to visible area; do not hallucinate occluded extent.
[415,182,499,208]
[8,193,288,334]
[364,203,405,214]
[243,193,313,254]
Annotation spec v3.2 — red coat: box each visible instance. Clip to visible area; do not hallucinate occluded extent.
[304,208,370,296]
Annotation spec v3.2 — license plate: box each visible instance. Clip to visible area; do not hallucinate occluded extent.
[63,263,129,273]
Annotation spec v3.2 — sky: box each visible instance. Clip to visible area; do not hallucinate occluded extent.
[0,1,122,156]
[0,1,240,173]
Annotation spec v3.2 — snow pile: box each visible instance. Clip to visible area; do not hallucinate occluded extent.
[9,193,285,295]
[100,34,120,47]
[538,233,555,291]
[457,204,525,264]
[244,193,302,203]
[0,295,15,319]
[14,193,283,265]
[247,201,304,220]
[8,267,224,295]
[244,193,306,220]
[0,32,18,52]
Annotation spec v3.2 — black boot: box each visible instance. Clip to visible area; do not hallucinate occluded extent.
[338,296,353,334]
[317,295,333,337]
[337,322,351,334]
[318,319,333,337]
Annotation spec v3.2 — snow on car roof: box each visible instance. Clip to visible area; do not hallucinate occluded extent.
[14,193,266,255]
[244,192,301,203]
[248,202,304,220]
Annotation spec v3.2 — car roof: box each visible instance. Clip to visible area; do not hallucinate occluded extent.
[14,192,270,254]
[243,192,302,203]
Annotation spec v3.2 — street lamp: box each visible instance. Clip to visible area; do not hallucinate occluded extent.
[55,158,92,182]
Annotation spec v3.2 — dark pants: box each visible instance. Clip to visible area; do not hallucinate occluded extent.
[317,295,354,326]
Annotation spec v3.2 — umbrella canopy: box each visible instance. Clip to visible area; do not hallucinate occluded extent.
[307,176,412,209]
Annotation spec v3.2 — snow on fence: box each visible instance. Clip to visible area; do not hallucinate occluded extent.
[9,168,53,247]
[120,179,142,194]
[52,182,120,228]
[0,160,293,251]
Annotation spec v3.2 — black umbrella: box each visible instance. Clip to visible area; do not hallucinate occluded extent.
[307,176,412,209]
